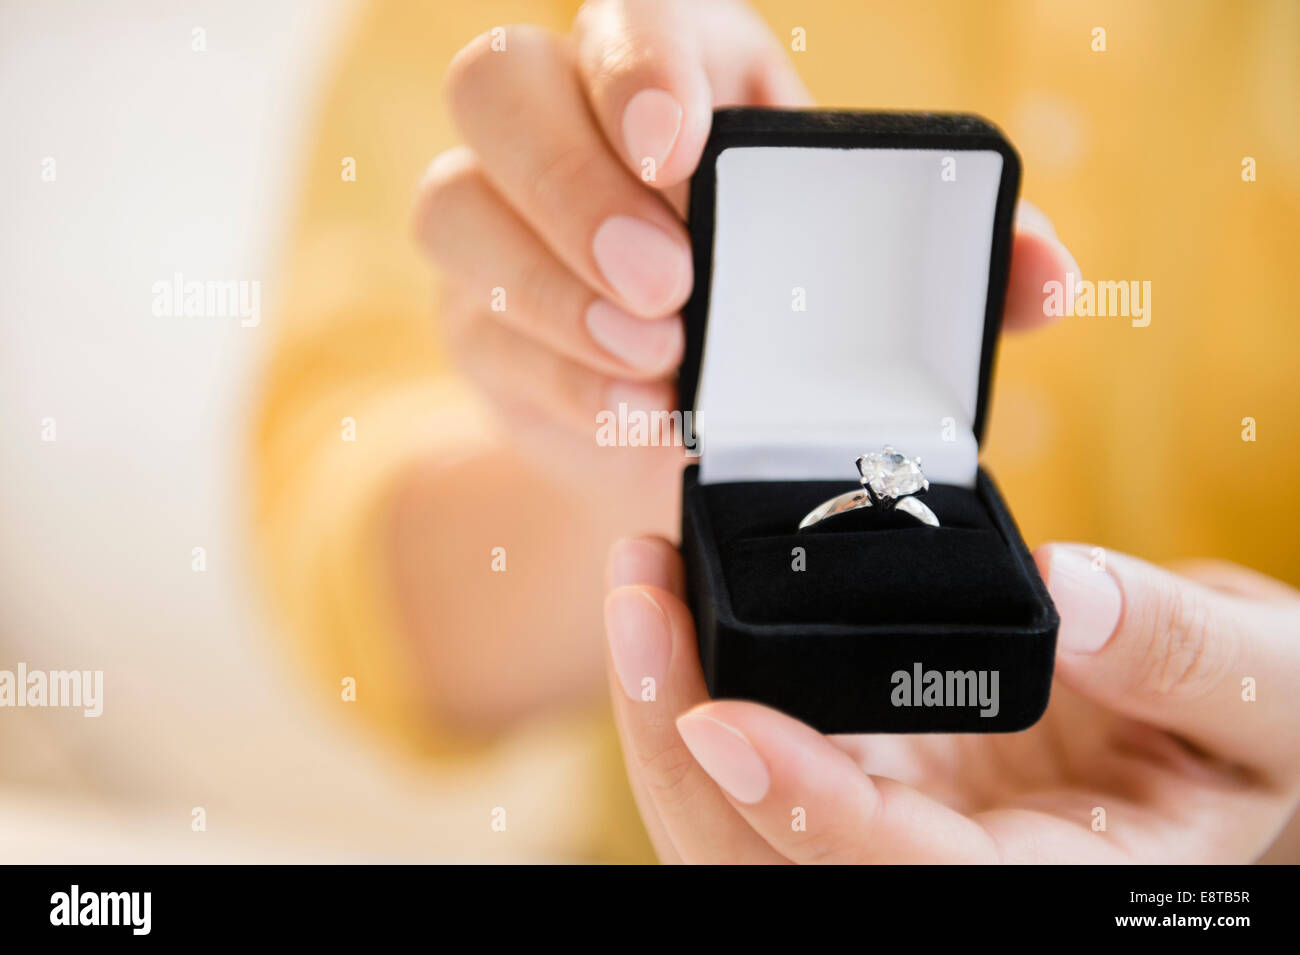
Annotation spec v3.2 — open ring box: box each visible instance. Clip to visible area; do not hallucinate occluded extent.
[679,109,1059,733]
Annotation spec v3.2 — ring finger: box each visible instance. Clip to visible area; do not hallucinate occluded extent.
[444,285,675,438]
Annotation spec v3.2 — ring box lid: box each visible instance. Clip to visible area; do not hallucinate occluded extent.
[680,109,1021,488]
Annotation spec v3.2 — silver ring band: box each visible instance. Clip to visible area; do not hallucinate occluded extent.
[798,489,870,529]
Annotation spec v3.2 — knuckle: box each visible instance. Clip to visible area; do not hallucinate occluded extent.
[587,32,651,90]
[412,147,481,249]
[1136,588,1236,699]
[572,0,604,33]
[442,32,495,112]
[573,0,616,26]
[575,2,673,91]
[640,743,707,808]
[628,715,705,807]
[528,143,604,215]
[444,24,558,119]
[512,253,574,332]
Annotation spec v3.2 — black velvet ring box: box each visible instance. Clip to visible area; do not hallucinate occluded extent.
[679,109,1059,733]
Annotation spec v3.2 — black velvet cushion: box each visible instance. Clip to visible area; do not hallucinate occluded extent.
[695,479,1042,628]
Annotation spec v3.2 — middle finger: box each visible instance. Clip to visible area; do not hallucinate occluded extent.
[445,25,692,318]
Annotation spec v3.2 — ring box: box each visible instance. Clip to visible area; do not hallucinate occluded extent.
[679,109,1058,733]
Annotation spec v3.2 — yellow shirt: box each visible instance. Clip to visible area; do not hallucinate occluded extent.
[251,0,1300,862]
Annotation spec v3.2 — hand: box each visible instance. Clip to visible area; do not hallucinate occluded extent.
[602,537,1300,863]
[414,0,1079,503]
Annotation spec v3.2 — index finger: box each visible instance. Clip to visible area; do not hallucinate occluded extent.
[574,0,809,189]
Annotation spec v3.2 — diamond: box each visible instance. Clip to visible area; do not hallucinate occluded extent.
[857,447,927,500]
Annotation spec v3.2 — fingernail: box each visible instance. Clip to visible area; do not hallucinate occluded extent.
[592,215,692,316]
[1044,547,1122,654]
[621,89,683,171]
[604,588,672,701]
[585,300,683,371]
[676,712,771,804]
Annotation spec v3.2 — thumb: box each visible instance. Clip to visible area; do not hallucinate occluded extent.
[573,0,808,190]
[1034,543,1300,776]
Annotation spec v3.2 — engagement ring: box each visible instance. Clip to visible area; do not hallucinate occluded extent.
[798,447,939,530]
